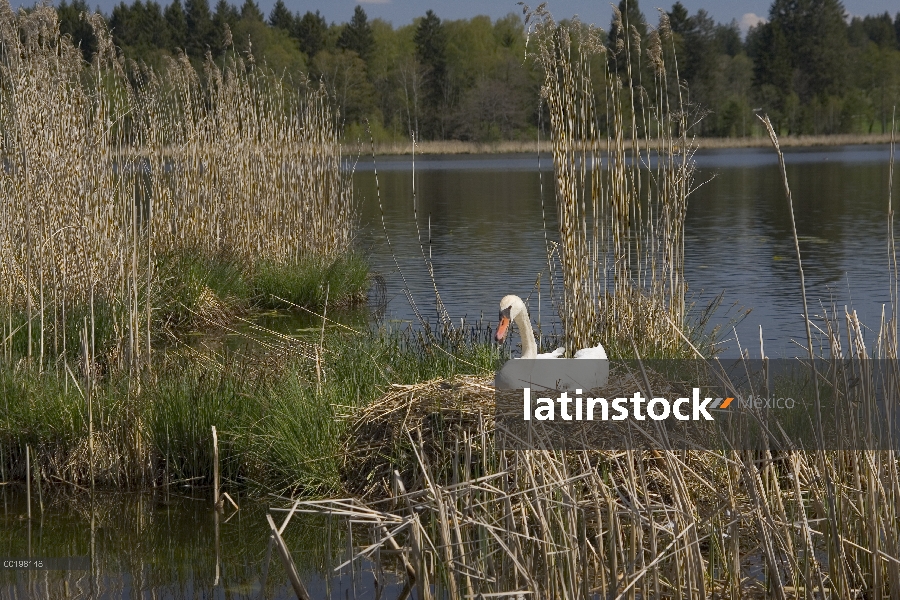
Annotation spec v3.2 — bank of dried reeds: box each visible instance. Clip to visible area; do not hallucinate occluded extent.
[352,134,897,156]
[0,2,353,373]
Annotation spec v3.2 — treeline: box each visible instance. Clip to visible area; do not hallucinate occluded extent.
[55,0,900,140]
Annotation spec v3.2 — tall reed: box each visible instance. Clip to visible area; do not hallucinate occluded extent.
[0,1,354,374]
[529,7,691,358]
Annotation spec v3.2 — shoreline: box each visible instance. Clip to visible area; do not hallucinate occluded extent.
[346,133,896,156]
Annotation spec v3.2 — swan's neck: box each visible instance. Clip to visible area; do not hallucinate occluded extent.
[515,308,538,359]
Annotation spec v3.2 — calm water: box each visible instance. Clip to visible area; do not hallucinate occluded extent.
[0,489,399,599]
[355,145,897,358]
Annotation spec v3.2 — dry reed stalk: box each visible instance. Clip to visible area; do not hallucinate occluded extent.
[0,1,352,375]
[527,9,691,358]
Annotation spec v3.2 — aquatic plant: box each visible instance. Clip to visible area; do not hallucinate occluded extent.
[528,7,692,359]
[0,1,355,374]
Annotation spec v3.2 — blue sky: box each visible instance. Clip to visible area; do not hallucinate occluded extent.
[17,0,900,35]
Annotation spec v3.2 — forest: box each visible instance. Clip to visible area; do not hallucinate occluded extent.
[54,0,900,140]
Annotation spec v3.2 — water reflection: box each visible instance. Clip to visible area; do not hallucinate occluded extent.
[0,487,401,599]
[356,145,896,357]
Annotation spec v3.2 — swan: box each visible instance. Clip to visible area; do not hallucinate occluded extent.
[494,295,607,359]
[494,295,609,392]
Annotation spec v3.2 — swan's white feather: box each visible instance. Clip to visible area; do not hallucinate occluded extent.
[574,344,607,360]
[534,347,565,359]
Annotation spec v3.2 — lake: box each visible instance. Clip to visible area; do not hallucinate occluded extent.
[355,144,897,358]
[0,489,398,599]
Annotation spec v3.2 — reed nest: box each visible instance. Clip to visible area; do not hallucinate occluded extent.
[340,376,495,499]
[340,365,703,500]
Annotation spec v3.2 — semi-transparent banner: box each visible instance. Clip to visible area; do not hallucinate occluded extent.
[494,359,900,451]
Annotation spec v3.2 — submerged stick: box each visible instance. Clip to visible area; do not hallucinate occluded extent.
[212,426,221,510]
[266,513,312,600]
[222,492,239,511]
[25,445,31,521]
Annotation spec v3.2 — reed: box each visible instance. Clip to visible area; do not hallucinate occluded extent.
[0,1,355,375]
[528,7,692,358]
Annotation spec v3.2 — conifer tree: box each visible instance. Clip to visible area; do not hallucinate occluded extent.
[57,0,97,61]
[768,0,849,100]
[337,6,374,61]
[268,0,293,32]
[213,0,239,39]
[185,0,214,58]
[295,11,327,58]
[415,10,447,139]
[164,0,188,53]
[607,0,647,80]
[240,0,264,22]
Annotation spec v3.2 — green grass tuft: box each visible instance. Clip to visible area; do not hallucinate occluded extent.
[253,254,370,310]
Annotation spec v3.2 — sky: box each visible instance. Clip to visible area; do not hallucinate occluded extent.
[17,0,900,36]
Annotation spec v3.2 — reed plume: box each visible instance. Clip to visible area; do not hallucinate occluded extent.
[0,1,353,373]
[528,9,691,358]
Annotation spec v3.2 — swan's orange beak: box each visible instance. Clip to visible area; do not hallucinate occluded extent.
[495,308,511,342]
[495,317,510,342]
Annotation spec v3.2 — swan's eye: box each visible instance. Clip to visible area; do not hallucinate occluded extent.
[500,307,511,320]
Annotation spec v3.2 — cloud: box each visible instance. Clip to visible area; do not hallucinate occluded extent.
[739,12,767,35]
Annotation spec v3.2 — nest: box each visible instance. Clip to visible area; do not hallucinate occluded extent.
[340,376,496,499]
[339,365,707,500]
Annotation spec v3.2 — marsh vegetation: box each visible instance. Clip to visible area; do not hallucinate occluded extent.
[3,1,900,599]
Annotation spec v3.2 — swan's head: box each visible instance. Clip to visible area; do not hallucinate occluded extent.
[495,295,526,343]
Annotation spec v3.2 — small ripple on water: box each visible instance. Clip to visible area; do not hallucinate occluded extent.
[355,148,896,358]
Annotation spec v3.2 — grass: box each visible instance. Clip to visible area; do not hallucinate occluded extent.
[253,253,370,310]
[0,320,499,495]
[154,251,370,331]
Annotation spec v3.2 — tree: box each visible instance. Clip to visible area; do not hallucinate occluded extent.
[268,0,294,32]
[895,13,900,48]
[58,0,98,60]
[667,2,688,35]
[493,12,524,50]
[768,0,849,101]
[337,6,374,61]
[414,10,447,138]
[240,0,264,22]
[184,0,215,58]
[164,0,188,53]
[747,21,792,130]
[213,0,240,48]
[295,11,327,58]
[110,0,168,52]
[232,16,306,74]
[313,49,376,123]
[861,13,897,48]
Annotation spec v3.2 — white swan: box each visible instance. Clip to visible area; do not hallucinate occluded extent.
[494,295,607,359]
[494,295,609,391]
